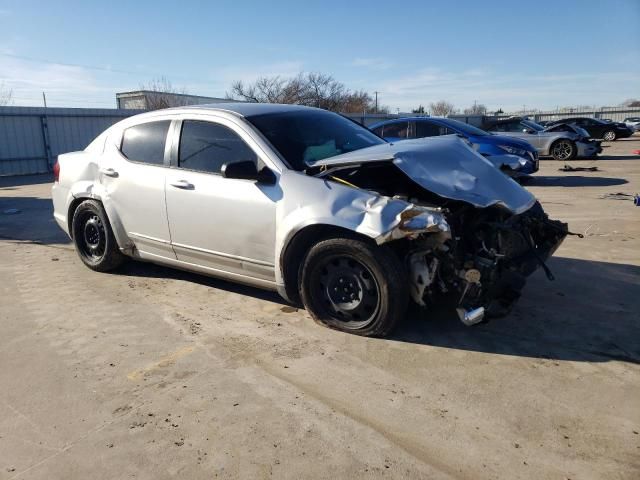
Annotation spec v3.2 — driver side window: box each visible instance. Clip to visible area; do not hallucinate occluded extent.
[178,120,257,174]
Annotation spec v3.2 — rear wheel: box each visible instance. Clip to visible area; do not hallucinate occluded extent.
[550,139,576,160]
[603,130,616,141]
[300,237,408,337]
[72,200,125,272]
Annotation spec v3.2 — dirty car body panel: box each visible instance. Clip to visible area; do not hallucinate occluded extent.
[52,104,568,335]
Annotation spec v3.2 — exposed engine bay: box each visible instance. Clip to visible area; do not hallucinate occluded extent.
[308,159,569,325]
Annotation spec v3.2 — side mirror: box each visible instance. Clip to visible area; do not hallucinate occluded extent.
[522,128,534,134]
[221,160,276,185]
[221,160,259,180]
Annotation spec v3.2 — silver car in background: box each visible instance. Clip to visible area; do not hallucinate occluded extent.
[52,104,567,337]
[623,117,640,132]
[484,117,601,160]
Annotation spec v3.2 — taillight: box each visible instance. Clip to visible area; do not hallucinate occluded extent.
[53,160,60,182]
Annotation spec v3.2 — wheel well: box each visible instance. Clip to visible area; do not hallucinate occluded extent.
[67,197,98,238]
[551,138,573,146]
[280,224,373,305]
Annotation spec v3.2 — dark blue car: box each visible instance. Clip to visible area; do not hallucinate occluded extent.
[369,117,539,177]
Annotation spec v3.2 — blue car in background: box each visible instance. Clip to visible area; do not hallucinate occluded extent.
[369,117,539,179]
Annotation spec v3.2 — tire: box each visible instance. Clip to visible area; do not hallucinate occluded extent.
[550,139,576,160]
[300,237,409,337]
[71,199,126,272]
[603,130,616,141]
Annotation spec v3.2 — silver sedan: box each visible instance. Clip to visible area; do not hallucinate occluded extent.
[52,104,568,336]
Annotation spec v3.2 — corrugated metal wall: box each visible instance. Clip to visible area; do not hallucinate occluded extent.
[0,107,143,176]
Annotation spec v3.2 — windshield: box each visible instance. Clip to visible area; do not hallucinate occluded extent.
[522,120,544,132]
[246,110,385,170]
[438,118,489,136]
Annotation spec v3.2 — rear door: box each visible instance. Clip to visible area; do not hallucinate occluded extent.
[164,117,278,283]
[99,119,174,260]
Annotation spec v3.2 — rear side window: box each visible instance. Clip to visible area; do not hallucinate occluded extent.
[178,120,257,174]
[382,122,409,138]
[120,121,170,165]
[415,122,448,138]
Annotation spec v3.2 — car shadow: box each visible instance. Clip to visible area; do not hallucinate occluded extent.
[120,260,288,305]
[0,174,54,188]
[0,196,71,245]
[527,176,628,187]
[3,188,639,365]
[594,155,640,161]
[122,253,640,365]
[392,256,640,364]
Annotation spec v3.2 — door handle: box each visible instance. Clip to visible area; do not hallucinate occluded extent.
[169,180,194,190]
[99,167,118,178]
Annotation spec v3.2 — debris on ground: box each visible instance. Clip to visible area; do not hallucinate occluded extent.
[559,165,598,172]
[599,192,635,201]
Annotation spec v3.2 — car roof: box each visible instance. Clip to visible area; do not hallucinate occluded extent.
[369,116,442,129]
[184,102,322,117]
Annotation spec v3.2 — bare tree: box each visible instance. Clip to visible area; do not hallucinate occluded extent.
[621,98,640,107]
[226,72,386,113]
[429,100,457,117]
[463,103,487,115]
[412,105,426,114]
[139,77,189,110]
[0,81,12,106]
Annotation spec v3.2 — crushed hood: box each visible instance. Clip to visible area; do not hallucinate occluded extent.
[306,136,536,214]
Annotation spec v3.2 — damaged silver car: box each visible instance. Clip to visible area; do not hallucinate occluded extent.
[52,104,568,336]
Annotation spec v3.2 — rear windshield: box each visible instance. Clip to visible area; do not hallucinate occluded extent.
[246,110,385,170]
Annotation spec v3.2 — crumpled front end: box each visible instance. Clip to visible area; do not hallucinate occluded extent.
[301,136,569,325]
[405,201,568,324]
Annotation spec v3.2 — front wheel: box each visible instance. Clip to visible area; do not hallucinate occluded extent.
[603,130,616,141]
[300,237,409,337]
[72,200,126,272]
[550,139,576,160]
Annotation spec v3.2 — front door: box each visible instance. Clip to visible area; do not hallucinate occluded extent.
[165,118,278,283]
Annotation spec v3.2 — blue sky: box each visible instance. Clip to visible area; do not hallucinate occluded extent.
[1,0,638,111]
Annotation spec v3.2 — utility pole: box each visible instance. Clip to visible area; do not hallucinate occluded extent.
[42,92,47,108]
[374,91,379,114]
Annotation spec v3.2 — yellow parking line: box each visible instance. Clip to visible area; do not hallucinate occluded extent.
[127,345,196,380]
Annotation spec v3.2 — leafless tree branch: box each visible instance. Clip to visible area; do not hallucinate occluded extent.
[0,82,13,106]
[225,72,387,113]
[429,100,458,117]
[139,77,189,110]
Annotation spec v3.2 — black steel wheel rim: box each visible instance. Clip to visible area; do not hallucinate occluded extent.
[310,254,381,329]
[77,212,106,261]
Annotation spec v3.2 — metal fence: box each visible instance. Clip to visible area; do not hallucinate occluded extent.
[0,107,142,176]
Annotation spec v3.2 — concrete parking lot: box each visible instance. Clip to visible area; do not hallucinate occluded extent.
[1,137,639,479]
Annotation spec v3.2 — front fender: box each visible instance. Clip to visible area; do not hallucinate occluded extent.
[273,171,449,287]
